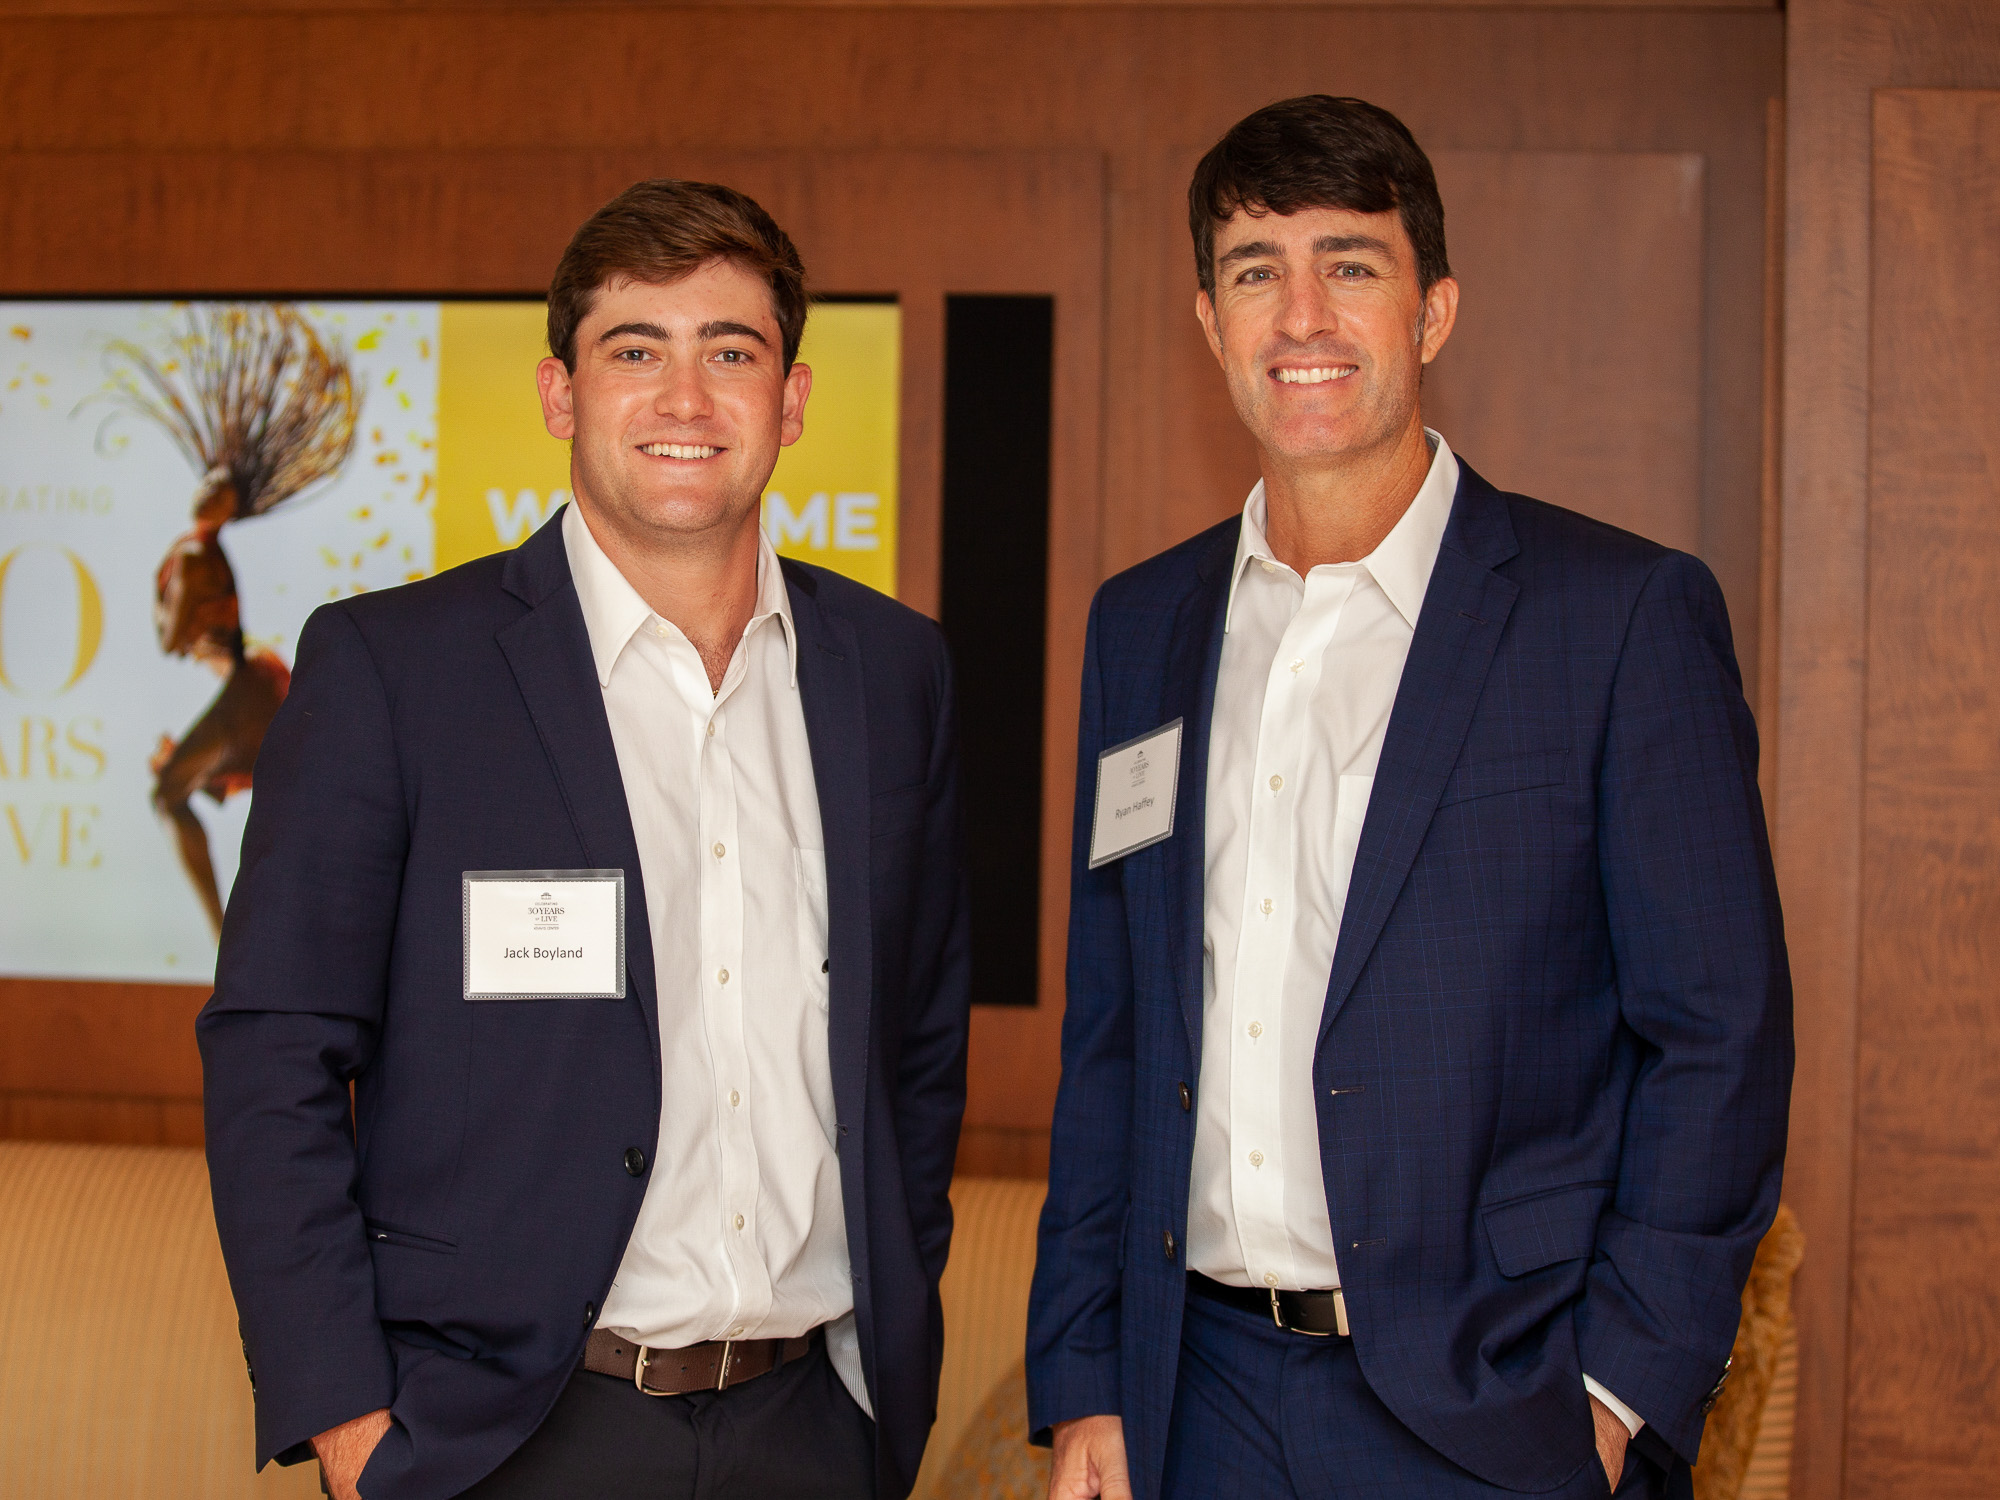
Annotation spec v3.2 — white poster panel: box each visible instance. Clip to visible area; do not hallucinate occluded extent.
[0,302,437,982]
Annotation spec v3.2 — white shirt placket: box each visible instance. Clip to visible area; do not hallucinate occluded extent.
[1227,565,1356,1290]
[680,632,771,1339]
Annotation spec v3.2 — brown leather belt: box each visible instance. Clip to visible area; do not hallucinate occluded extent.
[582,1327,816,1395]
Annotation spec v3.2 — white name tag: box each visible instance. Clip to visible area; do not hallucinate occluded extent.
[1089,719,1183,869]
[462,870,626,1001]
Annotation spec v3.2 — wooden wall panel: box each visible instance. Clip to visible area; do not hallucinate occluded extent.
[1849,86,2000,1500]
[1428,152,1705,552]
[0,978,206,1143]
[0,6,1782,1178]
[1779,7,2000,1495]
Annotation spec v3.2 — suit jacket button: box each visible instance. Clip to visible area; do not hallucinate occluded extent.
[623,1147,647,1176]
[583,1302,596,1325]
[1163,1230,1176,1261]
[1178,1082,1192,1111]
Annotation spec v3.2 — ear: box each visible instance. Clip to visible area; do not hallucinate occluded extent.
[1418,276,1460,365]
[537,355,576,440]
[778,360,813,448]
[1195,288,1226,369]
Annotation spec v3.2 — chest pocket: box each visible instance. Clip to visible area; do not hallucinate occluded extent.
[1437,748,1570,809]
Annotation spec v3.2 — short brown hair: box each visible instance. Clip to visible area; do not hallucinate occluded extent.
[546,179,809,371]
[1190,96,1450,298]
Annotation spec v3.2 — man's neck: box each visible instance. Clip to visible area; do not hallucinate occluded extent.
[575,498,762,691]
[1259,420,1435,574]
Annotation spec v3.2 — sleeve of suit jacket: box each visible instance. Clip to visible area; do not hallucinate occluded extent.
[197,602,405,1467]
[1579,551,1793,1466]
[1025,591,1136,1440]
[897,631,974,1292]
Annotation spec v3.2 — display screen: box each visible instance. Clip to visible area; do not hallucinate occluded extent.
[0,298,900,982]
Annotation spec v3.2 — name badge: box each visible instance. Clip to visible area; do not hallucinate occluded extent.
[463,869,626,1001]
[1089,719,1183,869]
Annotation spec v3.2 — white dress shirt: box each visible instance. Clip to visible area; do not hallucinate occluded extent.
[1186,433,1643,1437]
[563,503,869,1415]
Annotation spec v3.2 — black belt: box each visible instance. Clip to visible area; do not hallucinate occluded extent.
[1190,1271,1350,1337]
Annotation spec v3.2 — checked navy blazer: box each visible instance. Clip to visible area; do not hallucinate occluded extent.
[199,511,970,1500]
[1027,461,1792,1497]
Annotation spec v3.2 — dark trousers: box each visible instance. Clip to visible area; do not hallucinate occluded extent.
[1161,1287,1668,1500]
[454,1336,876,1499]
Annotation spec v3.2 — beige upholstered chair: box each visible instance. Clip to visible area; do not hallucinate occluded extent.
[914,1176,1052,1500]
[1694,1205,1804,1500]
[0,1145,1797,1500]
[0,1140,316,1498]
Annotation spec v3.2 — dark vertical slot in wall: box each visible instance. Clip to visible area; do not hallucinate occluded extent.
[939,295,1054,1008]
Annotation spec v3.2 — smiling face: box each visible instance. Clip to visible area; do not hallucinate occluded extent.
[536,259,810,554]
[1196,203,1457,477]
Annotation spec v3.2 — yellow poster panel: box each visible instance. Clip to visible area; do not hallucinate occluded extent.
[433,300,900,597]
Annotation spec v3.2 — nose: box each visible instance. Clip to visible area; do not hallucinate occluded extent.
[1276,268,1338,346]
[653,358,713,423]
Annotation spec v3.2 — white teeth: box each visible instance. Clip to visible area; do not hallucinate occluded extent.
[640,443,720,459]
[1274,367,1355,385]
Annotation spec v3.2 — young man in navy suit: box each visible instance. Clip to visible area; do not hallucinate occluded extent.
[200,181,969,1500]
[1029,97,1790,1500]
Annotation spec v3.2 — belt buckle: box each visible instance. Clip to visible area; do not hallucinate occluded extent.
[715,1340,733,1392]
[1268,1287,1347,1338]
[633,1344,668,1397]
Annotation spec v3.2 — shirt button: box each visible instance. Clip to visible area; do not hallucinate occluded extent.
[1247,1020,1263,1039]
[713,842,726,859]
[729,1089,741,1107]
[1264,1272,1279,1288]
[706,721,716,737]
[1260,560,1277,574]
[1260,897,1274,916]
[653,623,668,638]
[623,1148,647,1176]
[734,1214,746,1231]
[717,968,730,985]
[1269,774,1284,792]
[1290,658,1304,674]
[1249,1149,1265,1167]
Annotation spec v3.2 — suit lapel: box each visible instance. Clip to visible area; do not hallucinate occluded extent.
[1316,467,1520,1046]
[494,512,660,1057]
[1162,526,1238,1059]
[784,566,873,1156]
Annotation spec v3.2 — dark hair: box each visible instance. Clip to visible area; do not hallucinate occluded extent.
[547,180,809,371]
[1189,96,1450,297]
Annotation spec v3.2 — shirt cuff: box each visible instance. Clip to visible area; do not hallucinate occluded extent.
[1583,1374,1645,1437]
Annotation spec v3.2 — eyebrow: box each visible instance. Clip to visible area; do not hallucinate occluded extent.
[1216,233,1398,270]
[595,319,770,347]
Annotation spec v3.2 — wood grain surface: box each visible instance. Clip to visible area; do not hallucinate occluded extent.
[1850,85,2000,1500]
[1777,7,2000,1495]
[0,6,1781,1185]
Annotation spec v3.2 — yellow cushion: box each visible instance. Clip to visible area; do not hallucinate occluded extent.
[912,1176,1048,1500]
[1694,1203,1804,1500]
[0,1141,317,1499]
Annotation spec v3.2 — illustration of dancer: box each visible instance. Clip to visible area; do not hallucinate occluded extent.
[104,305,359,935]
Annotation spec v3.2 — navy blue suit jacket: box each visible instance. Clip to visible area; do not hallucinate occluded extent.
[1027,464,1791,1497]
[199,511,970,1500]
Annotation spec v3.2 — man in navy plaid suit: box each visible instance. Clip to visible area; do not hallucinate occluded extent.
[1027,96,1791,1500]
